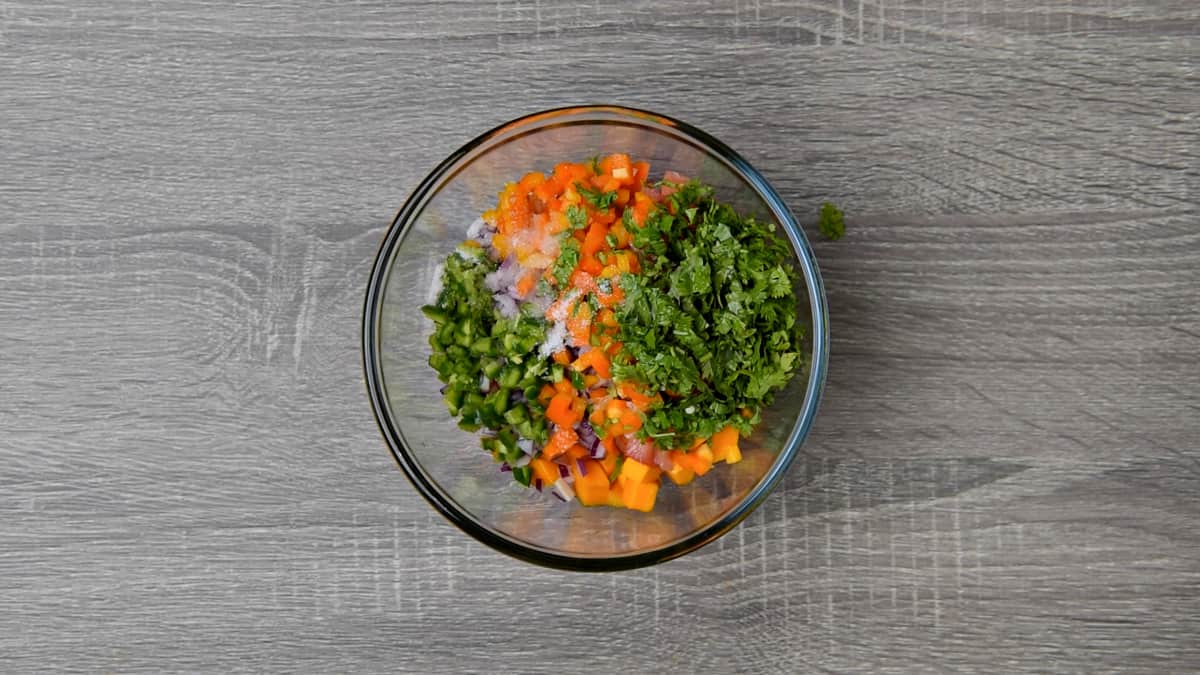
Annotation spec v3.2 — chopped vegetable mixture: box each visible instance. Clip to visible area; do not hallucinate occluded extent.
[422,154,806,511]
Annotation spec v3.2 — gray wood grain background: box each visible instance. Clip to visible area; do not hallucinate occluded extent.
[3,1,1198,672]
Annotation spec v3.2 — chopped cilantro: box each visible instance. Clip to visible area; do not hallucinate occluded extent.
[614,180,806,447]
[551,238,580,287]
[576,183,617,210]
[565,204,588,231]
[817,202,845,241]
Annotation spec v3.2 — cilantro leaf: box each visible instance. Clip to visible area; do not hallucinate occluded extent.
[576,183,617,210]
[565,204,588,231]
[817,202,845,241]
[551,238,580,288]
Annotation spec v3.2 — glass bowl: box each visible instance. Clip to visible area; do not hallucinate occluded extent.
[362,105,828,571]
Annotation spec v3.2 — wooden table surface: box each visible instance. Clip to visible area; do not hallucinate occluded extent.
[3,1,1198,672]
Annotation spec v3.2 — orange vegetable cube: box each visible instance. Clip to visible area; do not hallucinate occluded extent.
[598,153,633,181]
[606,481,626,507]
[609,221,631,248]
[710,425,741,463]
[571,458,610,506]
[544,426,578,459]
[530,458,560,486]
[619,457,654,484]
[581,221,610,256]
[545,393,577,428]
[622,480,659,512]
[665,460,695,485]
[578,253,604,275]
[631,160,650,186]
[674,444,714,476]
[597,450,618,477]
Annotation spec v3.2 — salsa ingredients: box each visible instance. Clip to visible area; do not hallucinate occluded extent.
[422,154,807,511]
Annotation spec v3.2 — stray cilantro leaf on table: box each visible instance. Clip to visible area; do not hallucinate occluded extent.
[817,202,845,241]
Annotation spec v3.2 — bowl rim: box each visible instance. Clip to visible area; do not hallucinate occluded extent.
[362,104,829,571]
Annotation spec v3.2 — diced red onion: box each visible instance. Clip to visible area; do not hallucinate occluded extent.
[589,444,606,460]
[553,478,575,502]
[617,434,656,465]
[494,293,519,318]
[499,463,512,473]
[576,420,598,450]
[551,491,566,502]
[557,464,569,479]
[439,384,449,395]
[576,458,588,476]
[426,262,445,305]
[534,478,543,492]
[485,256,521,292]
[513,454,532,468]
[466,217,489,242]
[517,438,535,455]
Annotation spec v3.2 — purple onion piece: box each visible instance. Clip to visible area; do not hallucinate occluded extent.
[576,458,587,476]
[557,464,569,479]
[576,420,599,451]
[534,478,543,492]
[590,444,606,460]
[439,384,449,395]
[551,491,566,502]
[499,463,512,473]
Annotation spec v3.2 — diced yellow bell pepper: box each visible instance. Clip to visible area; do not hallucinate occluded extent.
[606,482,626,508]
[622,480,659,512]
[619,457,653,484]
[711,425,741,463]
[571,458,610,506]
[666,461,695,485]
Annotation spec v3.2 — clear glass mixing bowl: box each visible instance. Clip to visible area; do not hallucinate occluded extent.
[363,105,828,570]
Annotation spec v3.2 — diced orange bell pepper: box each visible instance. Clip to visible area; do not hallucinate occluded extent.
[631,160,650,187]
[572,348,611,379]
[711,425,742,464]
[601,435,618,461]
[544,426,578,459]
[609,221,631,248]
[515,270,536,298]
[672,444,714,476]
[666,461,695,485]
[597,449,618,477]
[578,253,604,276]
[594,280,624,308]
[581,221,610,256]
[553,162,591,188]
[566,302,592,346]
[598,153,633,181]
[545,392,577,428]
